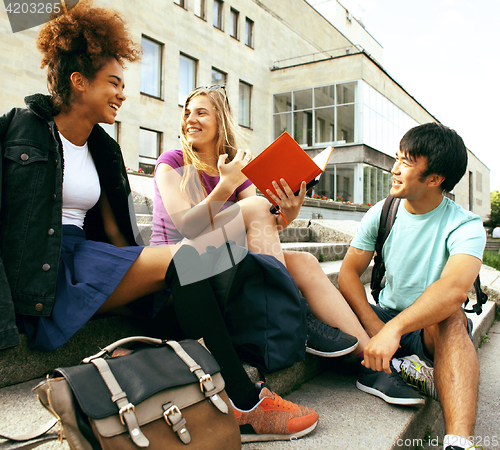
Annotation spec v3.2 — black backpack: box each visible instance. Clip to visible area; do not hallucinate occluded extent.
[370,195,488,315]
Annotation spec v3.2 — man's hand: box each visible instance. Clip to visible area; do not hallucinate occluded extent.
[361,322,402,374]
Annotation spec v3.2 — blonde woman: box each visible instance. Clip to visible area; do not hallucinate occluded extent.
[152,86,374,441]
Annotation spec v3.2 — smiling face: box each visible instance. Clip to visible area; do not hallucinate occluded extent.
[390,150,430,200]
[82,58,126,125]
[183,95,218,153]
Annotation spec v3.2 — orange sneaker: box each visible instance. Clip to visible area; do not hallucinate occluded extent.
[232,383,319,442]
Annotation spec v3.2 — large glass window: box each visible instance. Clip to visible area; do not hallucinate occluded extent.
[316,164,356,202]
[178,54,197,105]
[292,89,312,146]
[139,128,161,174]
[213,0,223,29]
[362,163,393,205]
[174,0,186,8]
[315,107,334,144]
[245,17,254,47]
[230,8,239,38]
[140,36,162,98]
[273,82,356,146]
[194,0,205,18]
[239,81,252,128]
[362,81,418,156]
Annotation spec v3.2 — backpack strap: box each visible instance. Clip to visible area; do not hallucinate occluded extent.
[370,195,400,303]
[464,275,488,315]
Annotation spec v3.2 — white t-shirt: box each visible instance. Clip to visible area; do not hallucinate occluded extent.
[60,132,101,228]
[350,196,486,311]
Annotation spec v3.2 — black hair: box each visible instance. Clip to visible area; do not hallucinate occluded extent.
[399,122,467,192]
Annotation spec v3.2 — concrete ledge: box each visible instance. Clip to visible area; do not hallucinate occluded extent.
[279,227,314,243]
[0,316,147,389]
[282,242,350,261]
[244,353,325,394]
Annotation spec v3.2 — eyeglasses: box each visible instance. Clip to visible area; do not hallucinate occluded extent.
[186,85,230,111]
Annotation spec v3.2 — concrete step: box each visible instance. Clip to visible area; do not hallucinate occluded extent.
[135,213,152,224]
[133,202,152,215]
[279,226,313,243]
[132,219,358,251]
[282,242,350,262]
[485,237,500,252]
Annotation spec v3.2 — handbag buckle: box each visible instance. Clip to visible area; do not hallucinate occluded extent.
[199,374,212,392]
[119,403,136,426]
[163,404,181,426]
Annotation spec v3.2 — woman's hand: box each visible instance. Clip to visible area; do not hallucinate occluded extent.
[218,148,252,191]
[266,179,306,226]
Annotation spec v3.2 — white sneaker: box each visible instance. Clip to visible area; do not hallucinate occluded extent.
[395,355,438,401]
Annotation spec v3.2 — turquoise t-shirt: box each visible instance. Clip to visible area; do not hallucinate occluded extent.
[350,196,486,311]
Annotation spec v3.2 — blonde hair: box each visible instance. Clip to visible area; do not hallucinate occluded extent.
[179,87,248,204]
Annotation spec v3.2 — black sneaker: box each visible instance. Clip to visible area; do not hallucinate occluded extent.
[306,311,358,357]
[445,447,465,450]
[356,362,425,405]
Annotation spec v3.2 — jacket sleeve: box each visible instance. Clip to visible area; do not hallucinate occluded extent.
[0,109,21,350]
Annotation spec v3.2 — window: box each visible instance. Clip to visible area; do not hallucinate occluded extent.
[238,81,251,128]
[99,122,119,141]
[174,0,186,8]
[273,82,357,146]
[139,128,161,174]
[230,8,239,38]
[179,54,197,105]
[211,68,226,86]
[362,81,418,156]
[194,0,205,18]
[363,164,392,205]
[245,18,254,47]
[140,36,162,98]
[476,171,483,192]
[213,0,223,29]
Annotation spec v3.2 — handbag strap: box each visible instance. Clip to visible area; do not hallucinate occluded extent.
[90,358,150,448]
[82,336,164,363]
[165,340,229,414]
[0,419,58,442]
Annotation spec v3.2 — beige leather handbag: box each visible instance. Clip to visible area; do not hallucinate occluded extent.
[32,337,241,450]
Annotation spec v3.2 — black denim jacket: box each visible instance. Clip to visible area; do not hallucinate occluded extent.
[0,94,142,351]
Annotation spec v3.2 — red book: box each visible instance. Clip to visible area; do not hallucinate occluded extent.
[242,132,333,208]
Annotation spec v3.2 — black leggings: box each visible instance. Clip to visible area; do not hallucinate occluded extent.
[164,250,259,410]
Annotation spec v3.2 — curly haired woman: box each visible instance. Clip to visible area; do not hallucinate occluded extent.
[0,2,324,443]
[0,1,178,353]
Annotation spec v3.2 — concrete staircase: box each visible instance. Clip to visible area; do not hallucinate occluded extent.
[1,211,499,449]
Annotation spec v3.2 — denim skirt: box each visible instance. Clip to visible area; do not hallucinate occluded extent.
[22,225,147,351]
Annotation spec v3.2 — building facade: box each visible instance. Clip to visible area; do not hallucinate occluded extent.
[0,0,490,218]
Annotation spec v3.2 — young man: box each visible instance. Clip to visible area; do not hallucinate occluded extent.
[338,123,486,450]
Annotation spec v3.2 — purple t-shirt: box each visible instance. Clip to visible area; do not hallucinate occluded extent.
[150,149,253,245]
